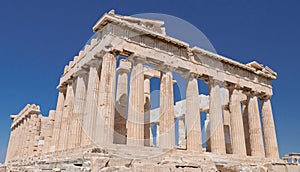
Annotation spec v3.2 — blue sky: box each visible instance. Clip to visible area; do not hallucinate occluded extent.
[0,0,300,162]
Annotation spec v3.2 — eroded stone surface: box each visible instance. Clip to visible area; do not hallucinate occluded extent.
[4,9,296,172]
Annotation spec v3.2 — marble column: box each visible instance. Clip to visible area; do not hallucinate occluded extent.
[209,79,226,154]
[5,122,15,162]
[247,94,265,157]
[52,87,66,151]
[229,89,247,156]
[261,97,279,159]
[178,116,186,149]
[205,113,211,152]
[144,75,151,146]
[127,57,145,146]
[20,120,26,158]
[14,124,19,159]
[95,52,117,145]
[71,72,88,148]
[186,74,202,152]
[114,60,130,144]
[156,123,160,147]
[242,102,251,156]
[58,80,74,151]
[223,107,232,154]
[159,71,175,149]
[81,62,100,147]
[150,123,154,146]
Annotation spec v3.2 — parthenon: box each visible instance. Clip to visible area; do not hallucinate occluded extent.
[4,10,292,172]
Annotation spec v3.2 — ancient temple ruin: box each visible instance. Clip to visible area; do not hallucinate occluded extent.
[5,10,294,171]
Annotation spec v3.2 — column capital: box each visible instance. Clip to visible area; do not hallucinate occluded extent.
[94,49,119,60]
[181,71,200,79]
[87,59,102,68]
[73,68,89,77]
[157,65,175,73]
[57,85,67,92]
[259,94,272,100]
[117,60,131,74]
[209,77,223,86]
[127,54,146,64]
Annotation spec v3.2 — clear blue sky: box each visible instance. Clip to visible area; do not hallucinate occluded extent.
[0,0,299,162]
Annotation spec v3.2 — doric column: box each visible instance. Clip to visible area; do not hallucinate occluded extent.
[51,87,66,152]
[247,94,265,157]
[95,52,117,145]
[13,125,20,159]
[127,56,145,146]
[81,62,100,147]
[156,123,160,147]
[150,123,154,146]
[186,73,202,152]
[205,113,211,152]
[58,80,74,151]
[209,79,226,154]
[242,102,251,156]
[70,72,88,148]
[144,75,151,146]
[223,107,232,154]
[159,70,175,149]
[178,116,186,149]
[229,89,247,156]
[19,120,26,158]
[23,117,30,157]
[261,97,279,159]
[114,60,130,144]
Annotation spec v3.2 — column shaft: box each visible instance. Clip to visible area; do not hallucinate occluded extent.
[127,59,144,146]
[52,89,65,151]
[95,52,117,145]
[144,77,151,146]
[209,80,226,154]
[159,71,175,149]
[247,95,265,157]
[229,89,247,155]
[205,113,211,152]
[82,63,100,146]
[242,103,251,156]
[186,74,202,152]
[223,108,232,154]
[114,65,129,144]
[178,117,186,149]
[261,98,279,159]
[58,81,74,151]
[71,73,87,148]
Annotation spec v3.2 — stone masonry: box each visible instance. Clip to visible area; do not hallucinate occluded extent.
[4,10,296,172]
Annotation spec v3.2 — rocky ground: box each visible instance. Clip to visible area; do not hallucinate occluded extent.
[1,145,300,172]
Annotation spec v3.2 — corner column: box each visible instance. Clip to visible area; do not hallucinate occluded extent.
[127,56,145,146]
[209,79,226,154]
[159,70,175,149]
[95,52,117,145]
[52,87,66,152]
[186,73,202,152]
[58,80,74,151]
[247,94,265,157]
[261,96,279,159]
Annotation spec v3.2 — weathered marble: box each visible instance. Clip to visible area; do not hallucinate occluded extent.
[5,10,285,170]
